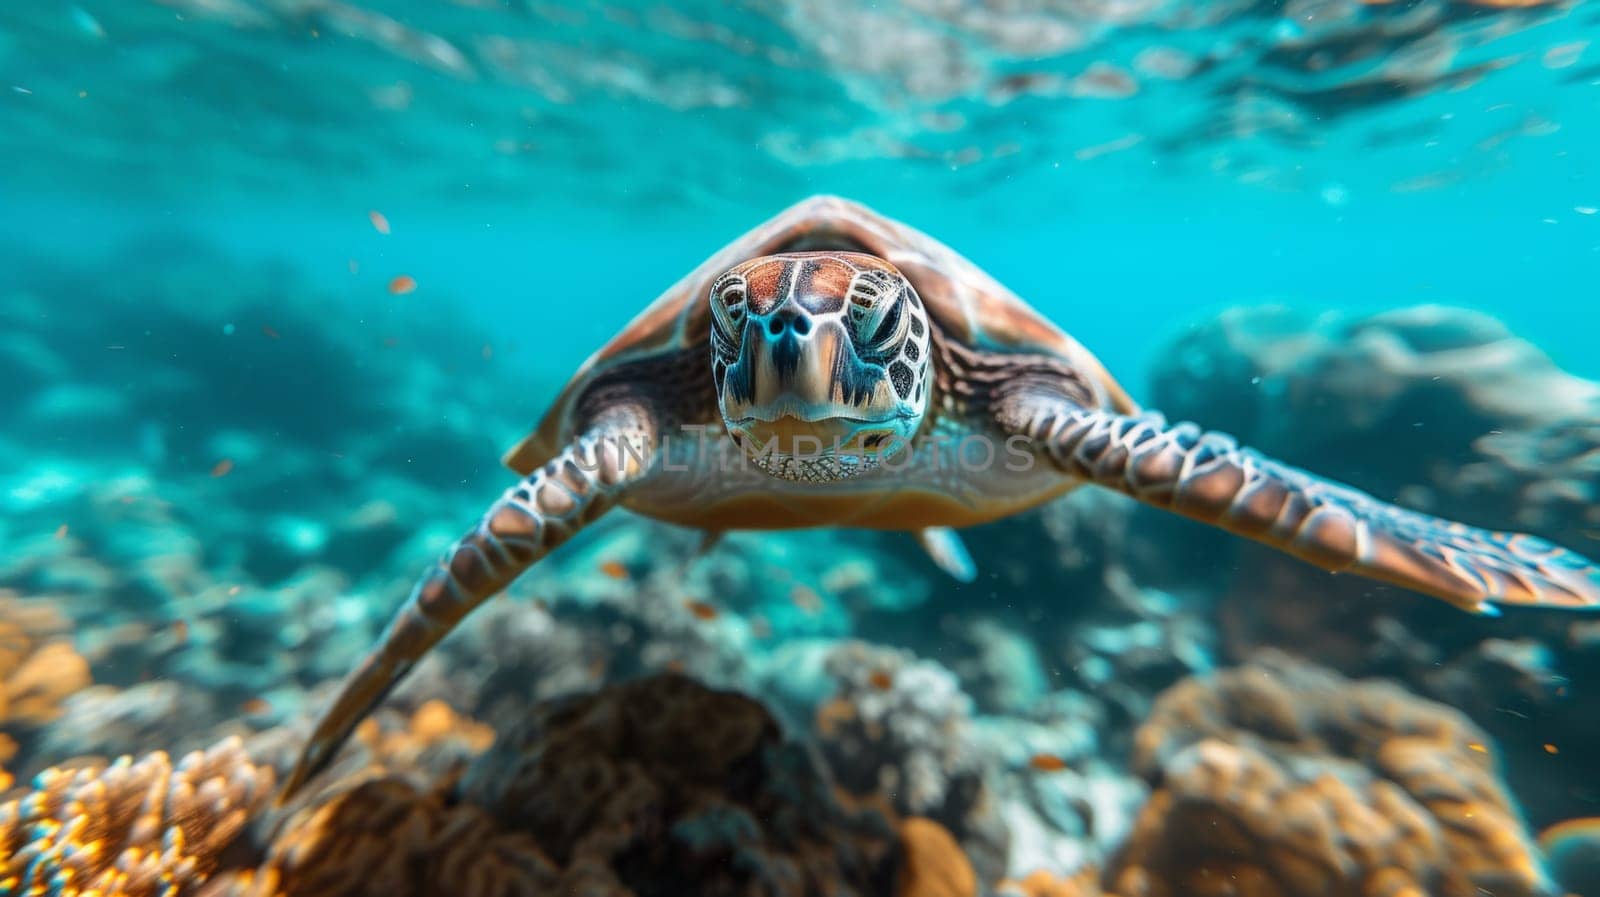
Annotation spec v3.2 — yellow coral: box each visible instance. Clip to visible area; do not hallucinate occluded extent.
[0,735,274,897]
[1113,652,1549,897]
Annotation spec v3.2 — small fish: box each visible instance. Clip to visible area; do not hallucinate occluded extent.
[171,619,190,646]
[1545,743,1560,755]
[389,275,417,295]
[1028,753,1068,772]
[54,524,67,539]
[211,459,234,478]
[867,669,894,691]
[600,560,628,580]
[685,599,719,621]
[481,344,494,360]
[241,697,271,715]
[368,210,391,234]
[791,585,822,614]
[261,325,281,340]
[348,259,360,274]
[1467,742,1488,754]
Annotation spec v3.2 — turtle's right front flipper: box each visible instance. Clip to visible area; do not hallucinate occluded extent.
[995,397,1600,614]
[277,415,656,804]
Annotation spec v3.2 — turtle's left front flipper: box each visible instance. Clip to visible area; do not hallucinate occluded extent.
[277,413,657,804]
[996,398,1600,614]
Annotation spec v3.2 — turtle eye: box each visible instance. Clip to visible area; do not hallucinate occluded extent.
[710,274,747,360]
[847,271,908,356]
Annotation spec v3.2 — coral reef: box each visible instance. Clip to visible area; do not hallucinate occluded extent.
[764,640,1009,882]
[0,735,274,897]
[1109,652,1551,897]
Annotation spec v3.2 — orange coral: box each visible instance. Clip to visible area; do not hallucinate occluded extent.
[998,868,1114,897]
[1111,652,1549,897]
[0,593,91,730]
[896,817,976,897]
[0,735,274,897]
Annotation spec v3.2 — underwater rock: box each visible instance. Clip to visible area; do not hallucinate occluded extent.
[1111,651,1551,897]
[0,735,275,897]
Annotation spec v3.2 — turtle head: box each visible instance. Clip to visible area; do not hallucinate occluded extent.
[710,251,932,481]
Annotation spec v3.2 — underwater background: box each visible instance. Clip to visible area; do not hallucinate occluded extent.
[3,1,1600,895]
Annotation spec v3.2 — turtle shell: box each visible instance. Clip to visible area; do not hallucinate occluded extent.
[504,195,1137,475]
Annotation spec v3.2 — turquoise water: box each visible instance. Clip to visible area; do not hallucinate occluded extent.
[3,2,1598,397]
[4,2,1600,895]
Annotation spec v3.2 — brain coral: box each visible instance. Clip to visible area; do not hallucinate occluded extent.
[216,674,907,897]
[1,592,91,787]
[1109,651,1551,897]
[1,594,90,728]
[0,735,274,897]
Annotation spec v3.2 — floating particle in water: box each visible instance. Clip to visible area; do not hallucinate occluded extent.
[685,599,719,621]
[261,325,280,339]
[171,619,189,645]
[1028,753,1068,772]
[222,322,235,335]
[481,344,493,360]
[600,560,628,580]
[211,458,234,478]
[388,274,417,295]
[1320,183,1351,206]
[1544,743,1559,754]
[368,210,391,234]
[1544,41,1588,69]
[790,585,822,614]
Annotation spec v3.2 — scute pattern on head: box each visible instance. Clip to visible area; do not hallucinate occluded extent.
[503,196,1135,477]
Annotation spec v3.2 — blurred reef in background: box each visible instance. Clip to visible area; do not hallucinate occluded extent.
[2,233,1597,896]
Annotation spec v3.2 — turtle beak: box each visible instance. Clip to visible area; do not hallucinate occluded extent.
[724,316,896,424]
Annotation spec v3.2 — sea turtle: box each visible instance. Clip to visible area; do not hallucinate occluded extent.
[280,195,1600,800]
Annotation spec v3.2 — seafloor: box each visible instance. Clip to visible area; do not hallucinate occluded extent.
[2,238,1598,896]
